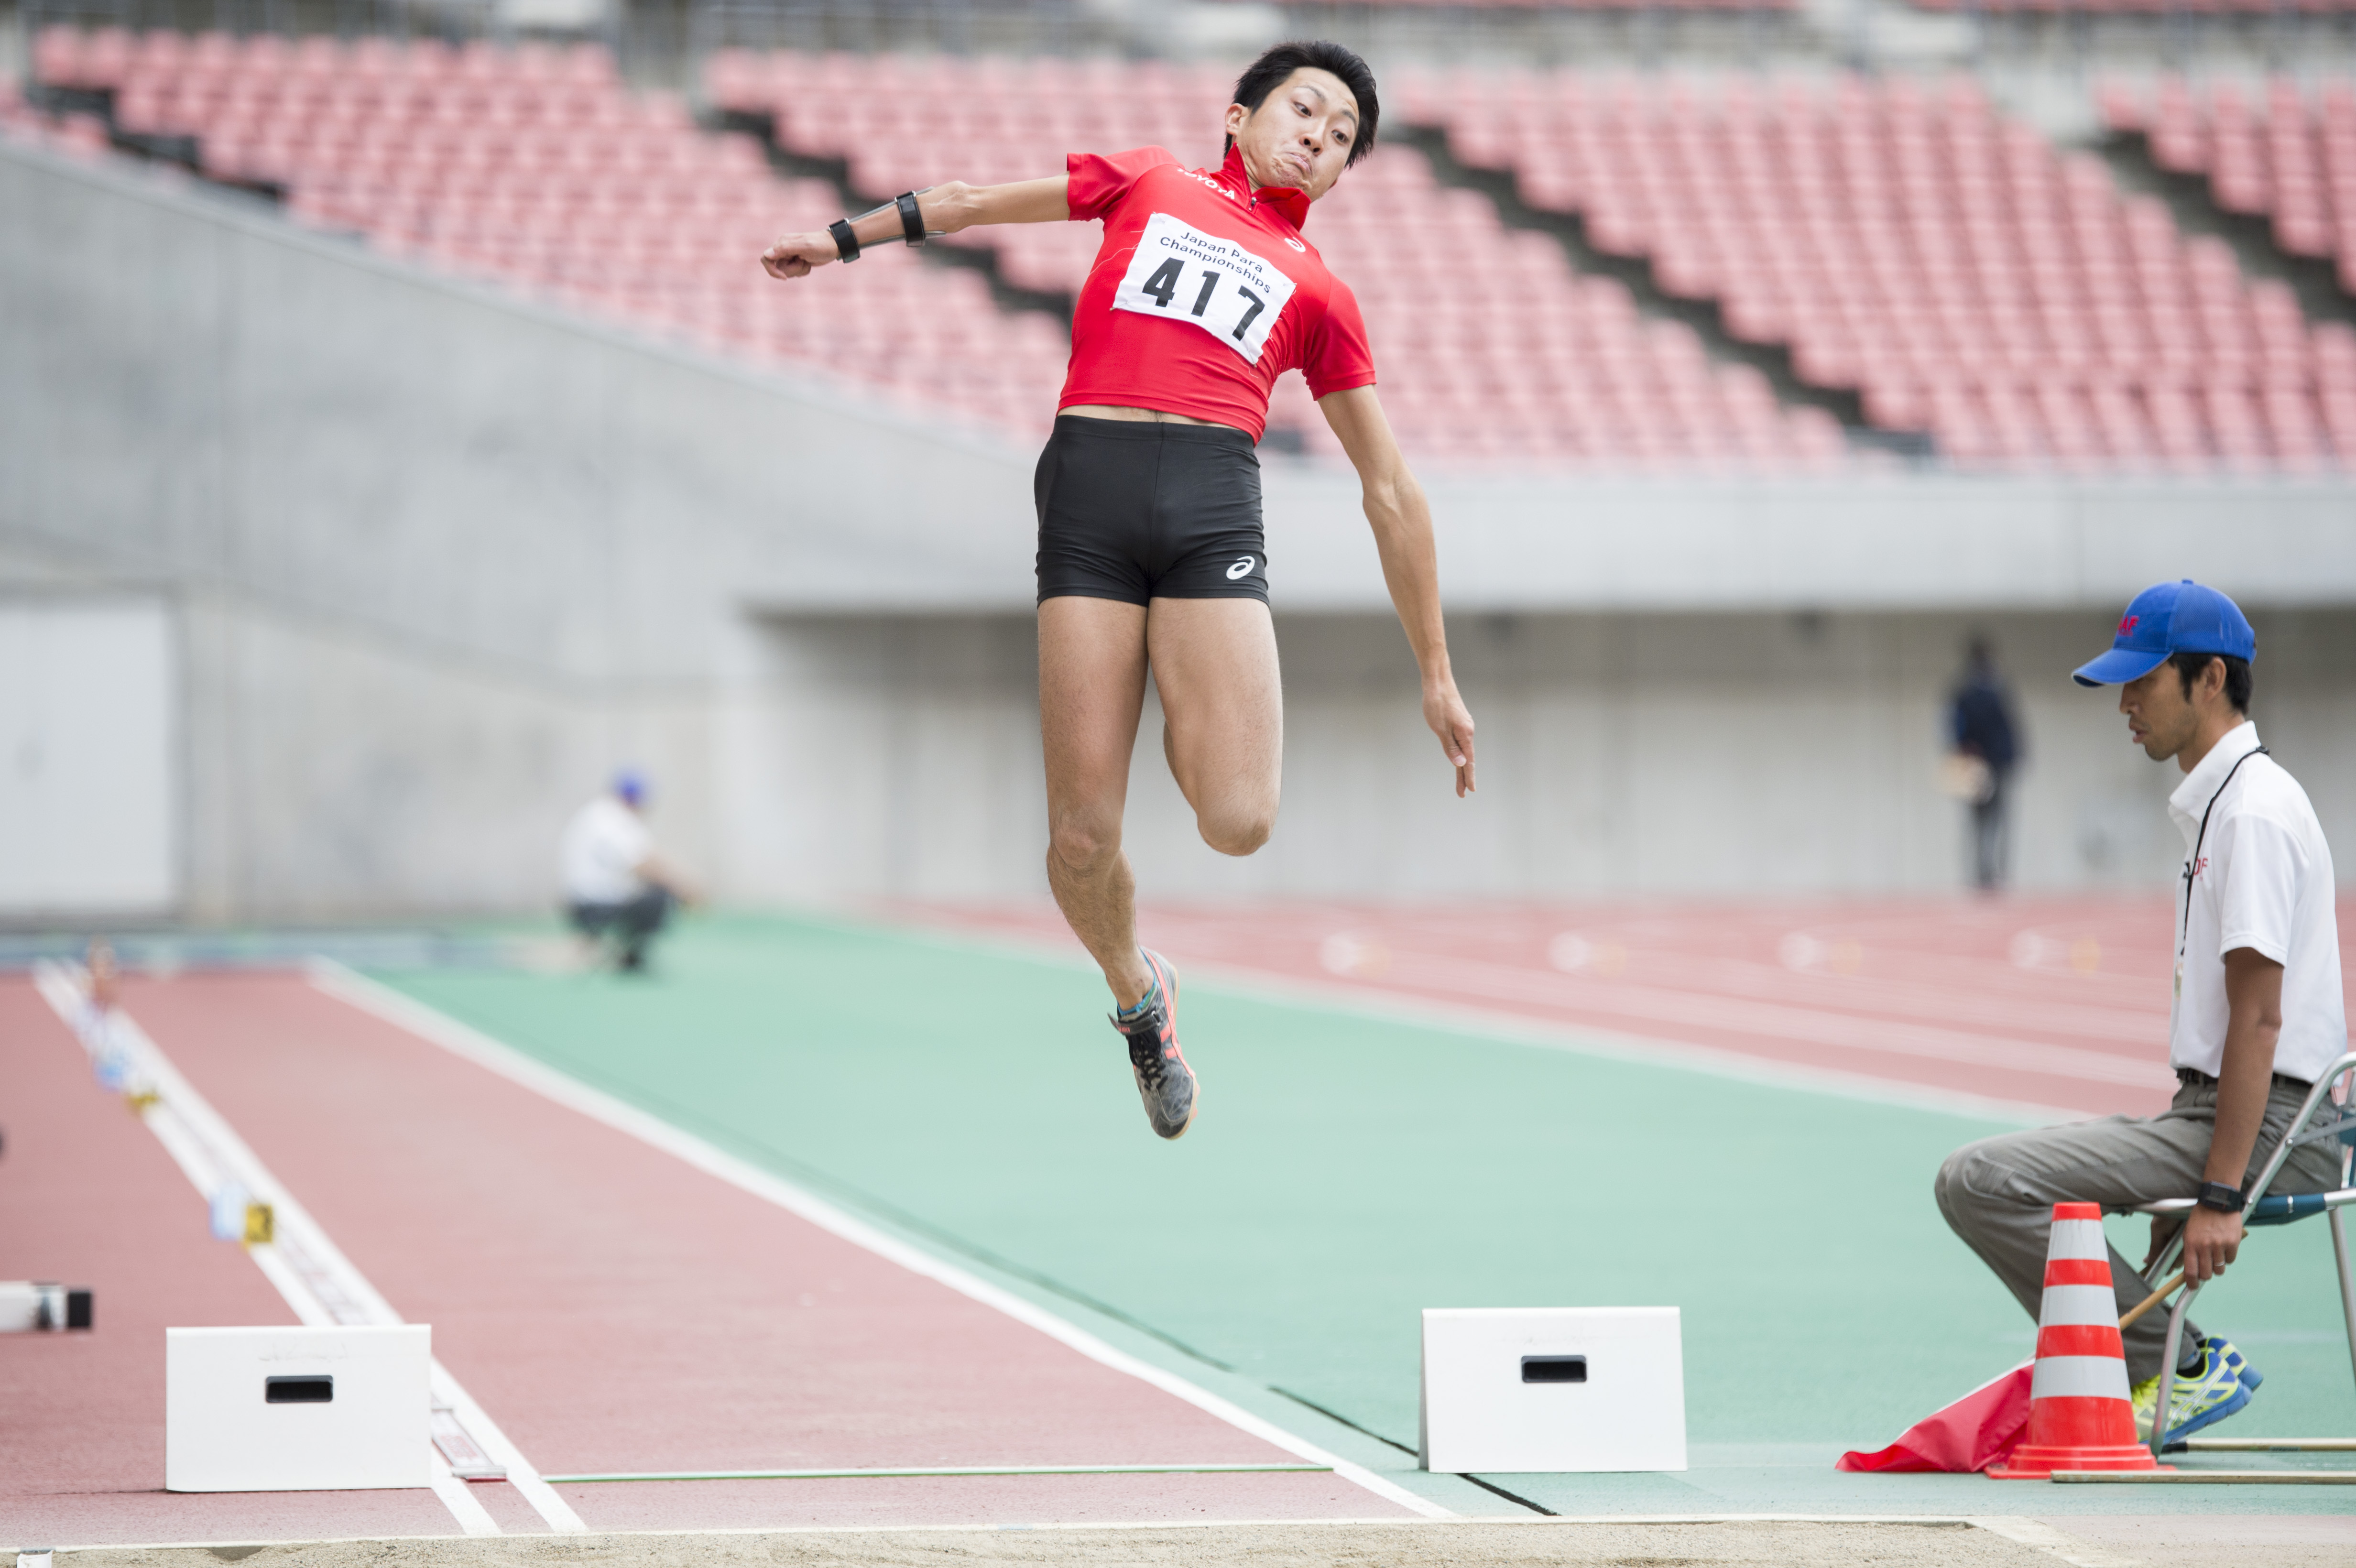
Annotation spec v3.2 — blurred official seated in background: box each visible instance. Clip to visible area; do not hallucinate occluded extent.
[560,770,699,973]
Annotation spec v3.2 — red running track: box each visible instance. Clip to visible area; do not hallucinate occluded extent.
[0,972,1407,1548]
[893,895,2356,1120]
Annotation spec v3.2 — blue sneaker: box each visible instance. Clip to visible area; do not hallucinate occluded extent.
[2132,1334,2262,1447]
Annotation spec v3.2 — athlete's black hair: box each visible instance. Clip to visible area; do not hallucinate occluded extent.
[2169,650,2253,714]
[1225,41,1379,169]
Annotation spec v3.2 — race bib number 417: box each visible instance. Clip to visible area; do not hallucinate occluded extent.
[1112,211,1298,365]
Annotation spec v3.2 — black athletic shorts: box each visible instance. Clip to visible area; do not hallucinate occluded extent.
[1034,414,1268,605]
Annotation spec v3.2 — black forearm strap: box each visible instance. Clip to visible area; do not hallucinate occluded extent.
[895,191,926,247]
[828,218,861,263]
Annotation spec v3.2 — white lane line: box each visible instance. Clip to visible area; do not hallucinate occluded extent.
[1056,905,2175,1084]
[861,915,2082,1127]
[29,964,584,1536]
[427,1450,502,1537]
[429,1361,586,1532]
[39,1511,2157,1555]
[1245,943,2169,1090]
[309,959,1454,1522]
[1142,908,2176,1040]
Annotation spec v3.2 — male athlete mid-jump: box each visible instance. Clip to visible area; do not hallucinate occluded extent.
[763,40,1476,1140]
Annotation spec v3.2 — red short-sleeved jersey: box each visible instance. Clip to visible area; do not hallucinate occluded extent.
[1058,145,1376,442]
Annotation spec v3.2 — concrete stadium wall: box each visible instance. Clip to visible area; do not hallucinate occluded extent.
[5,141,2354,919]
[736,605,2356,904]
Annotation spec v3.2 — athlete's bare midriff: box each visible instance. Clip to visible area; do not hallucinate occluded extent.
[1063,404,1249,435]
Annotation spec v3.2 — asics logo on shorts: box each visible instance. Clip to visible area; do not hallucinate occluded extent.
[1227,555,1257,580]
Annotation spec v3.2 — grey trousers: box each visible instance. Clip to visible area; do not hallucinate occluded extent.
[1935,1077,2341,1380]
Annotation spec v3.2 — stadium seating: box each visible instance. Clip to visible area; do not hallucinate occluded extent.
[31,27,2352,470]
[2101,76,2356,293]
[1908,0,2356,14]
[1196,0,1797,9]
[0,71,114,157]
[30,26,1073,445]
[708,48,1847,468]
[1409,68,2356,468]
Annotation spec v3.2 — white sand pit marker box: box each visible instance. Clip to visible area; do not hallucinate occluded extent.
[165,1325,431,1491]
[1419,1307,1687,1473]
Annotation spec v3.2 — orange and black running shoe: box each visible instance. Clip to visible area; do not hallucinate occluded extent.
[1111,947,1196,1140]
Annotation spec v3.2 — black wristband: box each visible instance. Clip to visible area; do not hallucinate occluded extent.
[2196,1181,2247,1213]
[828,218,860,263]
[895,191,926,247]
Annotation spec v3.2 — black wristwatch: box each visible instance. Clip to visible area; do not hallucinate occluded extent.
[2196,1181,2247,1213]
[828,218,860,263]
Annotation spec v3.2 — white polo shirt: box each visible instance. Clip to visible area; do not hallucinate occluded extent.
[561,795,652,905]
[2168,721,2347,1083]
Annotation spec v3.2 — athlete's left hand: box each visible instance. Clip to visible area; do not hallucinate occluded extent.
[1426,677,1476,797]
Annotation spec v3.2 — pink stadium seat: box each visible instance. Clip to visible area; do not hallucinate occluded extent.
[1413,69,2351,468]
[27,29,1087,446]
[35,29,2347,472]
[2113,76,2356,283]
[709,49,1843,468]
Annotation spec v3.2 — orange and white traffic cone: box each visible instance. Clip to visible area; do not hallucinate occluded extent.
[1987,1202,2166,1478]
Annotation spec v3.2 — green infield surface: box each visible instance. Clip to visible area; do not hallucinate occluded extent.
[369,913,2356,1517]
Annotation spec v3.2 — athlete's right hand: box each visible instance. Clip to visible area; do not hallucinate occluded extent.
[1426,675,1477,799]
[761,230,841,281]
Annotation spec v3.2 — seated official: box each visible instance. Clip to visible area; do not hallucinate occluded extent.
[1936,581,2344,1446]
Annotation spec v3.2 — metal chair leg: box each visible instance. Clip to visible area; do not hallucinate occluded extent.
[2151,1283,2202,1460]
[2332,1207,2356,1397]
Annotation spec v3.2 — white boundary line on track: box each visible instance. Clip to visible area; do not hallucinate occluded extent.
[27,963,585,1538]
[842,912,2088,1128]
[308,958,1456,1522]
[38,1513,2133,1555]
[427,1449,503,1536]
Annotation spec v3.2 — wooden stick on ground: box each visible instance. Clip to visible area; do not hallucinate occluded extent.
[2118,1270,2188,1332]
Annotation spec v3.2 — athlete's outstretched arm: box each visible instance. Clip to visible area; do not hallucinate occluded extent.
[1319,384,1477,798]
[762,177,1070,280]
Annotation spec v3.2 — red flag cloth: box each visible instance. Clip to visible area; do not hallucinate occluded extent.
[1836,1362,2035,1473]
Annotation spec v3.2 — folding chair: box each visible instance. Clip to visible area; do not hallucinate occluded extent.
[2127,1048,2356,1459]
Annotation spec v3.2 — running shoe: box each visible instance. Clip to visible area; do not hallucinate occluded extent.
[1111,948,1196,1140]
[2131,1334,2262,1447]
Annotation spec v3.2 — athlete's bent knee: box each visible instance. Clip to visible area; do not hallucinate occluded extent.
[1198,806,1275,858]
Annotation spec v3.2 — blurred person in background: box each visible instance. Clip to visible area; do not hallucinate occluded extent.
[562,771,699,973]
[1946,635,2023,890]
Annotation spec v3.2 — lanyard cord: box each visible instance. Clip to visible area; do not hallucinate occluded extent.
[2181,744,2270,959]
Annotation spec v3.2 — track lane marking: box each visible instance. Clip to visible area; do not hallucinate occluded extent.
[310,959,1455,1522]
[1243,942,2171,1090]
[30,962,586,1536]
[427,1450,503,1536]
[543,1463,1335,1482]
[36,1512,2161,1556]
[860,913,2087,1123]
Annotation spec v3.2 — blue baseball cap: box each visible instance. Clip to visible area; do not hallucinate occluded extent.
[612,769,648,806]
[2072,580,2256,687]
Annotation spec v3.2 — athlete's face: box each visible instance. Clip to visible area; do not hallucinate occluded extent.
[1225,68,1359,201]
